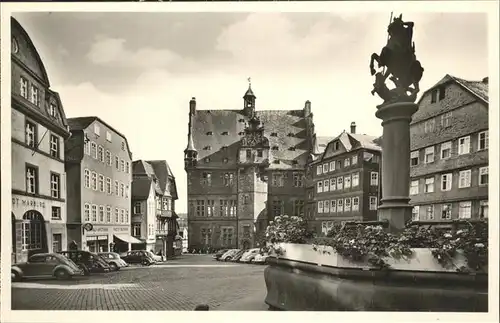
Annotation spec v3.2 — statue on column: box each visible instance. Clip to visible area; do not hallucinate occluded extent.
[369,13,424,108]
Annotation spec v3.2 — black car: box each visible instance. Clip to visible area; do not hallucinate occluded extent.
[213,249,229,261]
[121,250,155,266]
[58,250,111,275]
[230,249,248,262]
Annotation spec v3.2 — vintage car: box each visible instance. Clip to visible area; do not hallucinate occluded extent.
[121,250,156,266]
[97,252,129,271]
[11,253,83,281]
[239,248,261,263]
[58,250,111,275]
[213,249,229,261]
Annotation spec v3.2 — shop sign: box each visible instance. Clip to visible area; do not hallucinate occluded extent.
[113,227,129,233]
[92,227,110,233]
[12,197,46,209]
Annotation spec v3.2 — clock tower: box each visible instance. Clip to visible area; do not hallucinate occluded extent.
[243,79,256,117]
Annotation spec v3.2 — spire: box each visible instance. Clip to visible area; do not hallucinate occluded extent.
[184,97,198,170]
[243,77,256,117]
[244,77,255,98]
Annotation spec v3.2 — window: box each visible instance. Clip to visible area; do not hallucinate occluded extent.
[352,155,359,165]
[134,202,142,214]
[98,175,104,192]
[478,131,489,150]
[26,166,38,194]
[99,206,105,222]
[425,205,434,220]
[223,173,234,186]
[323,179,330,192]
[479,200,488,219]
[105,150,111,166]
[324,200,330,213]
[337,199,343,212]
[424,147,435,163]
[120,159,125,172]
[51,206,61,220]
[20,77,28,98]
[229,200,237,217]
[337,160,342,169]
[133,224,141,237]
[370,172,379,186]
[121,142,125,151]
[424,177,434,193]
[201,228,212,245]
[120,183,125,197]
[49,135,59,159]
[294,200,304,217]
[323,163,328,173]
[106,206,111,223]
[207,200,215,217]
[334,141,340,150]
[272,200,283,217]
[440,142,452,159]
[412,206,420,221]
[459,170,471,188]
[317,166,322,175]
[91,142,97,159]
[431,89,437,103]
[84,169,91,188]
[94,123,100,136]
[344,158,351,167]
[410,151,419,166]
[223,158,229,163]
[369,197,378,210]
[221,227,234,246]
[106,177,111,194]
[125,185,129,198]
[329,161,335,171]
[337,177,343,190]
[330,200,336,213]
[222,131,229,135]
[438,86,446,100]
[479,167,488,186]
[458,201,472,219]
[317,181,323,193]
[458,136,470,155]
[424,119,435,133]
[257,150,263,157]
[318,201,324,213]
[344,198,351,212]
[352,197,359,211]
[126,162,130,174]
[344,175,351,189]
[84,204,90,222]
[91,205,97,222]
[410,180,419,195]
[97,146,104,162]
[440,112,452,128]
[120,209,125,223]
[246,149,252,159]
[293,172,304,187]
[441,204,452,220]
[50,173,60,198]
[84,137,91,155]
[196,200,205,217]
[114,208,119,223]
[440,173,452,191]
[115,156,119,169]
[30,85,40,106]
[220,200,229,217]
[125,210,129,223]
[330,178,336,191]
[106,131,112,142]
[114,180,119,195]
[25,120,37,148]
[202,172,212,186]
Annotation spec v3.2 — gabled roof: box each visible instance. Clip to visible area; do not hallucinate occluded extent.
[131,177,153,200]
[192,109,311,169]
[313,135,335,155]
[417,74,488,106]
[132,160,177,200]
[67,116,133,159]
[314,131,381,163]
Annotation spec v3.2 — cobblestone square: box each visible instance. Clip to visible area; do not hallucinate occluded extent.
[11,255,268,311]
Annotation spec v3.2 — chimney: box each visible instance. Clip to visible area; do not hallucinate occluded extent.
[189,97,196,115]
[304,100,311,116]
[350,122,356,134]
[482,77,488,84]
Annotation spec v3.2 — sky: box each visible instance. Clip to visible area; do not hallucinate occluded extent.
[13,11,488,213]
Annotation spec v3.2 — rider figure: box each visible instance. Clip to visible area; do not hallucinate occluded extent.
[387,15,414,56]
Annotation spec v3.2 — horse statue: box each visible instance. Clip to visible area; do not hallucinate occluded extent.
[370,13,424,106]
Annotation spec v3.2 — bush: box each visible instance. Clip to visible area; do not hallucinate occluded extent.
[260,215,314,255]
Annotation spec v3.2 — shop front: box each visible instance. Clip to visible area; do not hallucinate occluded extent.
[82,225,143,254]
[11,194,67,263]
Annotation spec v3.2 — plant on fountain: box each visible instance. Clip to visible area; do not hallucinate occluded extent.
[261,215,314,256]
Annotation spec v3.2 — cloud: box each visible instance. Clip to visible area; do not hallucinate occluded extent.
[86,36,182,69]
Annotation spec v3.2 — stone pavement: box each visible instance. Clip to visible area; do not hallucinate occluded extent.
[11,255,269,311]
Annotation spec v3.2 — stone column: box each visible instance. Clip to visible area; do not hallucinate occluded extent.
[375,102,418,231]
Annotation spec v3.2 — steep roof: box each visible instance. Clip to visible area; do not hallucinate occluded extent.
[67,116,133,159]
[192,109,311,169]
[314,131,381,164]
[132,159,177,200]
[131,177,153,200]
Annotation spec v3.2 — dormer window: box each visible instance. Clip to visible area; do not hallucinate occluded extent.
[204,157,210,163]
[287,133,294,137]
[206,131,213,136]
[271,133,278,137]
[238,132,245,136]
[222,131,229,135]
[431,86,446,103]
[289,147,296,151]
[223,158,229,163]
[334,141,340,150]
[48,104,57,118]
[121,142,125,151]
[272,146,279,150]
[204,146,212,150]
[273,160,280,164]
[221,146,228,151]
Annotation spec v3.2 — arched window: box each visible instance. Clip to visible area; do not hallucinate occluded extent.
[22,211,44,250]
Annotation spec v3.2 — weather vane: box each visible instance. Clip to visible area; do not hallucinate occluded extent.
[248,77,251,87]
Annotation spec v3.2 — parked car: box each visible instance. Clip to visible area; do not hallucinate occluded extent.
[213,249,229,261]
[239,248,261,263]
[219,249,239,262]
[252,253,269,265]
[121,250,156,266]
[98,252,129,271]
[146,251,163,263]
[58,250,111,275]
[226,249,246,262]
[11,253,83,281]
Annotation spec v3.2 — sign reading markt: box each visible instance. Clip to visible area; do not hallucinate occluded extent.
[12,197,46,209]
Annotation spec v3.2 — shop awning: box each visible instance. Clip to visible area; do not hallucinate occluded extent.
[114,234,144,244]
